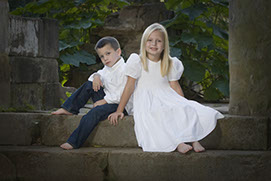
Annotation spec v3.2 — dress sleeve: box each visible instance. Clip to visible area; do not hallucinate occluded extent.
[168,57,184,81]
[125,53,142,79]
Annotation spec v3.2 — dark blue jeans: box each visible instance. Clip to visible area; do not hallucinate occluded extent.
[62,81,125,148]
[62,81,105,115]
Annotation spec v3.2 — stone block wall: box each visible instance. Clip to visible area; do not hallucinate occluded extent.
[0,0,10,109]
[9,16,59,58]
[0,0,62,110]
[0,54,10,109]
[8,16,61,110]
[0,0,9,54]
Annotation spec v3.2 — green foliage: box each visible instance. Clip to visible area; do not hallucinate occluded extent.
[60,50,96,67]
[60,91,72,105]
[164,0,229,101]
[10,0,129,85]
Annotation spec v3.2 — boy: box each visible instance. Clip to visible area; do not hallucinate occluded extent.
[52,36,133,150]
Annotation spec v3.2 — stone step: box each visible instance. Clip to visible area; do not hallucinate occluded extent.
[0,146,271,181]
[0,111,269,150]
[79,103,229,115]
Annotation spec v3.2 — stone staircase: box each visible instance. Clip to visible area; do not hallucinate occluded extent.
[1,104,271,181]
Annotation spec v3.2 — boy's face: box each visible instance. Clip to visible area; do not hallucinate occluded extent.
[96,44,121,67]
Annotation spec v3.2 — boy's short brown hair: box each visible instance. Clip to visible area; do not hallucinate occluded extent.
[95,36,120,51]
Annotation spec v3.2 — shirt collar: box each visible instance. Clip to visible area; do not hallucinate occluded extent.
[105,57,125,72]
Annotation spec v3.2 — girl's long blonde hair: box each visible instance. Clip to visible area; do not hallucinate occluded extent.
[140,23,172,77]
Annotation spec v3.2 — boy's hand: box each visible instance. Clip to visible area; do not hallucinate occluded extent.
[93,74,103,92]
[93,99,107,108]
[108,112,124,126]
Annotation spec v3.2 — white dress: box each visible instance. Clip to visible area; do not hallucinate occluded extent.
[125,53,224,152]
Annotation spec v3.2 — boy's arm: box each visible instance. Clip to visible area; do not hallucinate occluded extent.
[169,80,184,97]
[93,74,103,92]
[88,69,105,92]
[108,76,136,125]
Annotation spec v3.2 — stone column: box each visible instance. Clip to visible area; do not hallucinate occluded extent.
[229,0,271,116]
[9,16,61,110]
[0,0,10,109]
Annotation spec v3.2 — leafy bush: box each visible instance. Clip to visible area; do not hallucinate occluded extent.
[163,0,229,102]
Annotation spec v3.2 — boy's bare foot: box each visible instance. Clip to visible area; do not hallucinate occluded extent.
[192,141,205,152]
[60,143,74,150]
[51,108,73,115]
[177,143,192,154]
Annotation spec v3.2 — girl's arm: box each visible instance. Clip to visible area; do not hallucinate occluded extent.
[108,76,136,125]
[169,80,184,97]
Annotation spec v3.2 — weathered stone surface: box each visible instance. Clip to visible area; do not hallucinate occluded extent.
[0,54,10,108]
[0,1,10,108]
[42,83,62,110]
[0,0,9,54]
[1,111,268,150]
[201,115,269,150]
[39,115,82,146]
[108,149,271,181]
[10,83,61,110]
[0,113,40,146]
[9,16,40,57]
[7,15,60,110]
[1,146,270,181]
[1,111,265,150]
[93,2,173,57]
[9,16,59,58]
[38,18,59,58]
[40,114,269,150]
[39,115,137,147]
[269,117,271,150]
[0,153,16,180]
[11,83,43,110]
[229,0,271,116]
[89,116,137,147]
[10,56,59,83]
[0,146,108,181]
[103,3,172,33]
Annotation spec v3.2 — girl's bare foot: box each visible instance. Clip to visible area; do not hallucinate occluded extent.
[192,141,205,152]
[177,143,193,154]
[60,143,73,150]
[51,108,73,115]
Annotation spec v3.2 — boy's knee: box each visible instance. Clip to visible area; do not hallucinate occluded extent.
[85,81,93,87]
[87,107,103,118]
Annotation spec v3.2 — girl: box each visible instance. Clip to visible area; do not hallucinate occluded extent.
[108,23,224,153]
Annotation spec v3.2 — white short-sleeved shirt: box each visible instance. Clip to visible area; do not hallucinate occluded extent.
[88,57,133,115]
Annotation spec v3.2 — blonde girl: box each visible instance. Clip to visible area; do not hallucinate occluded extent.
[108,23,224,153]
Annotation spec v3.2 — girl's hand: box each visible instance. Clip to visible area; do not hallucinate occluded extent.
[93,99,107,108]
[93,74,103,92]
[108,112,124,126]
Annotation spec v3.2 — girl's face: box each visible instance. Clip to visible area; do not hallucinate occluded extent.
[145,30,165,61]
